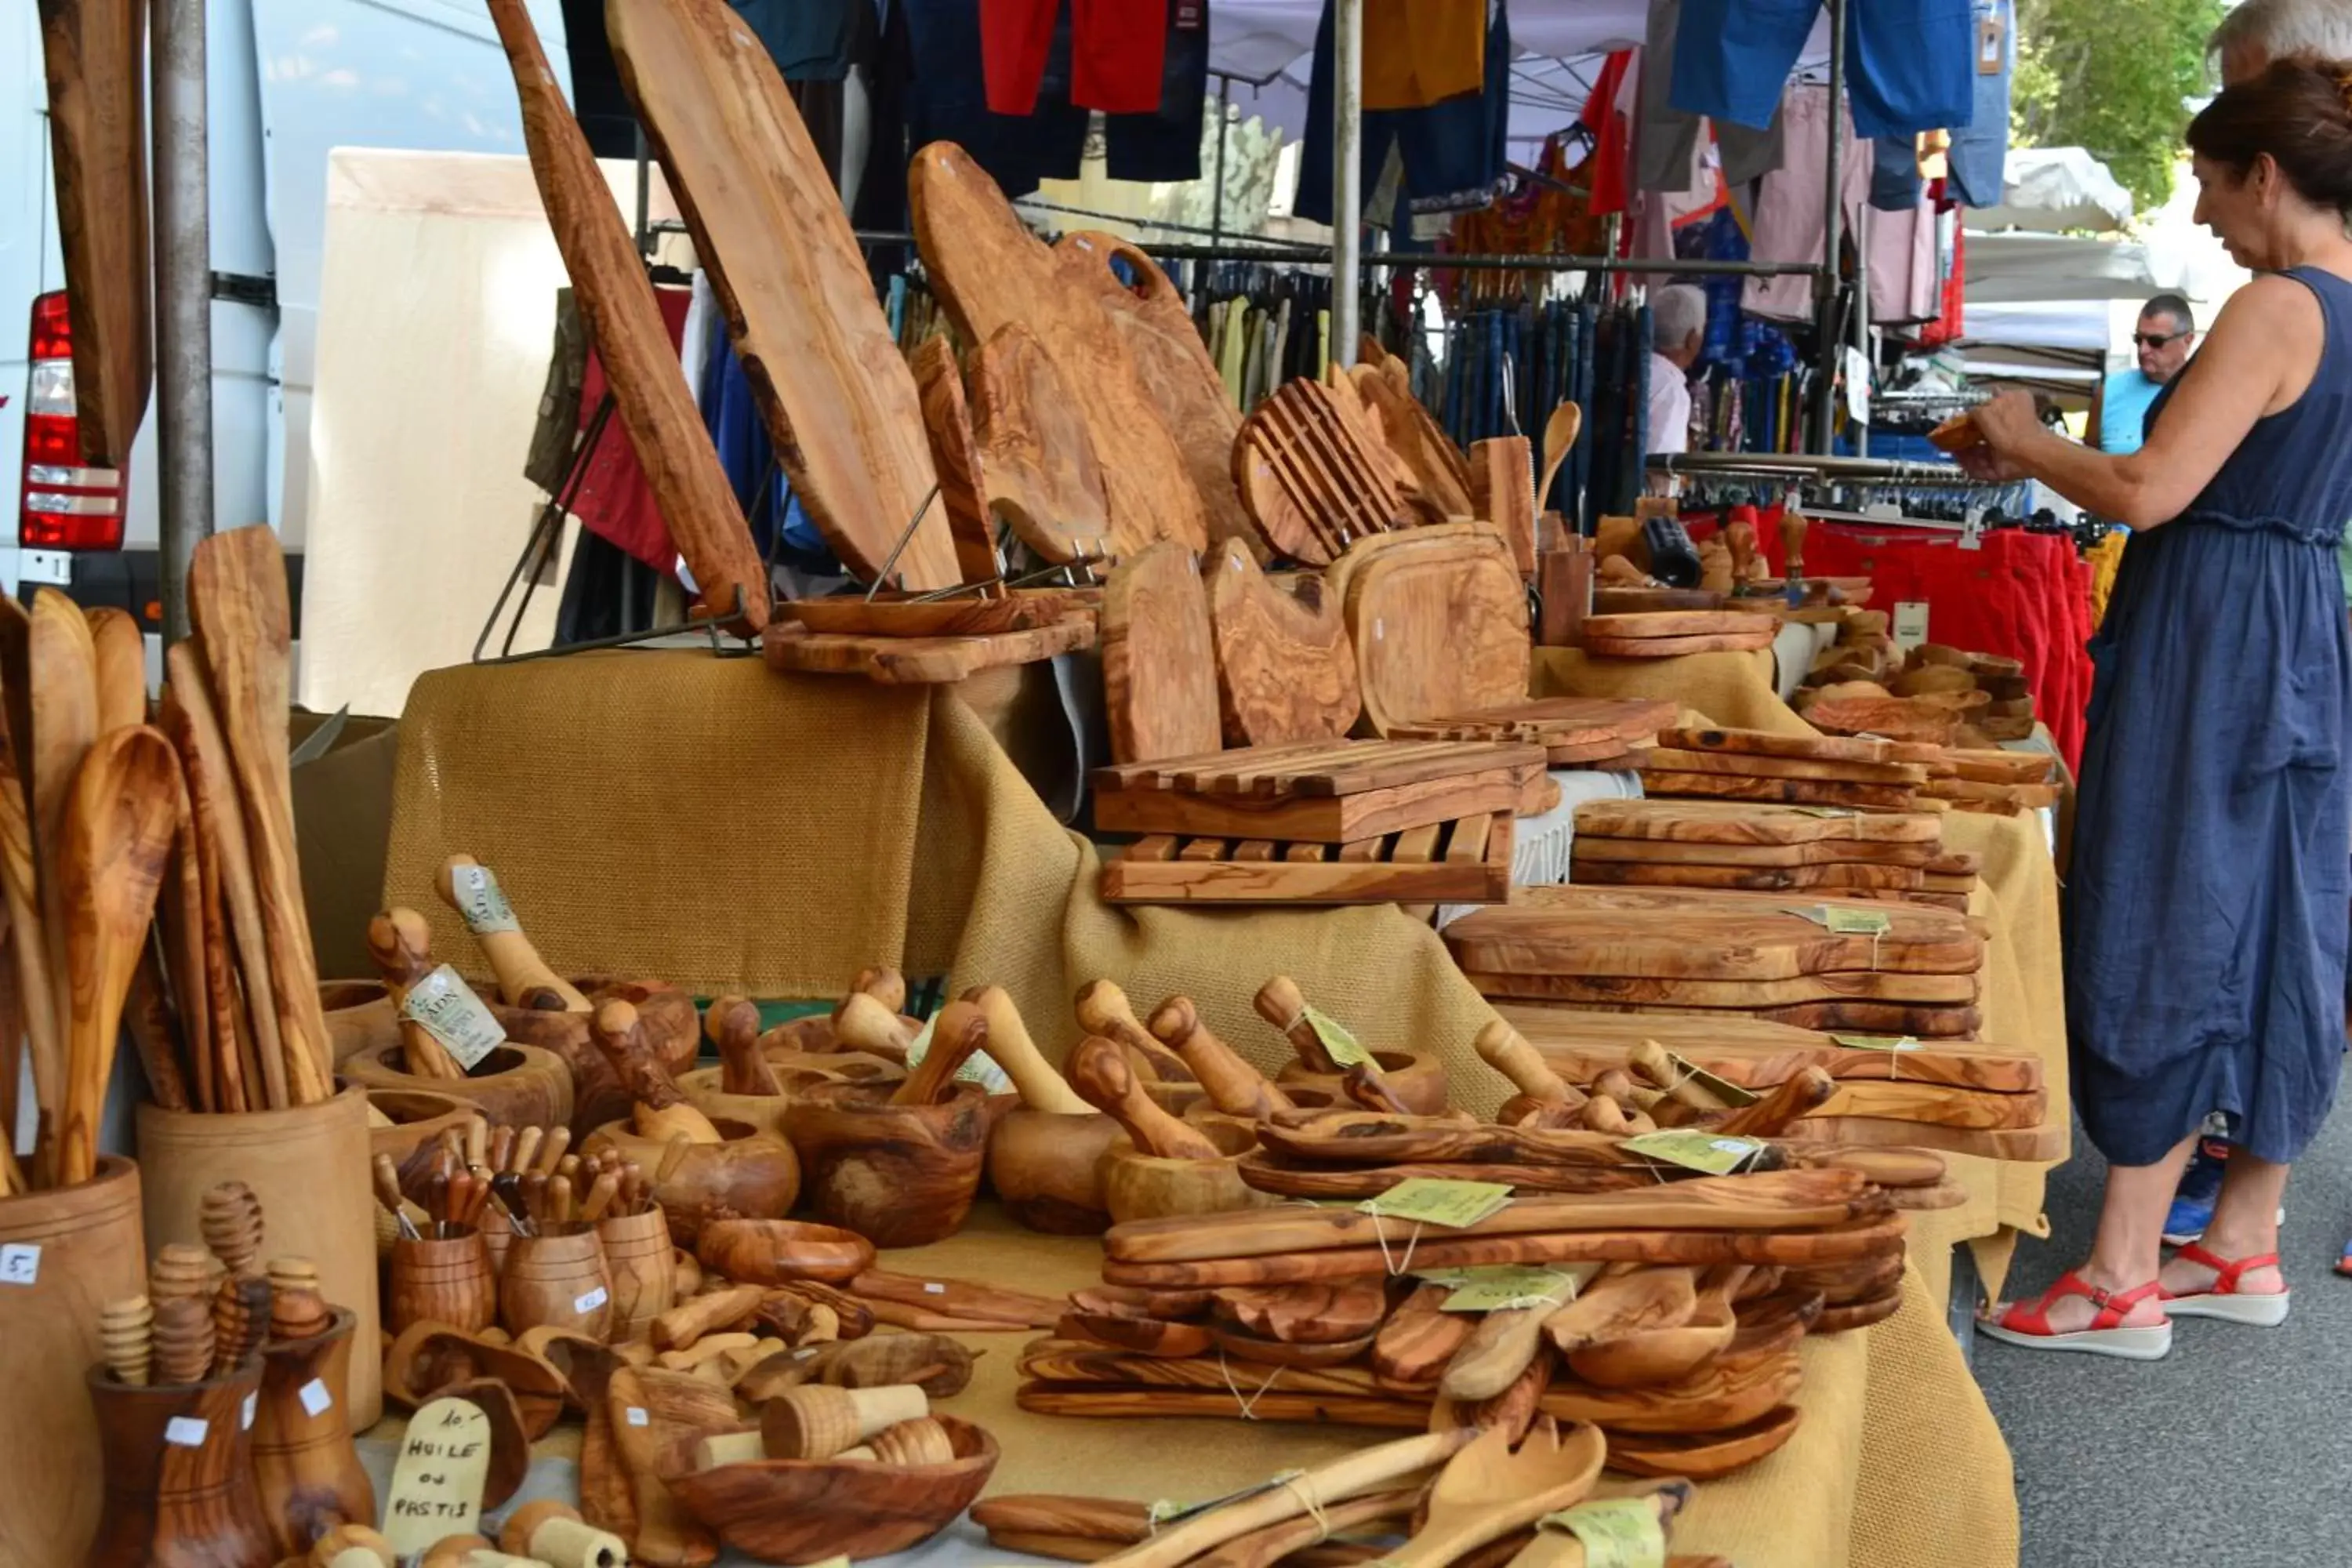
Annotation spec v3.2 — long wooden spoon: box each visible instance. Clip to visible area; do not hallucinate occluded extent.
[27,588,96,1181]
[85,606,145,732]
[1537,401,1582,511]
[0,645,56,1157]
[1377,1420,1605,1568]
[56,726,180,1186]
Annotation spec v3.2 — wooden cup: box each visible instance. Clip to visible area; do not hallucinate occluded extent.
[986,1107,1121,1236]
[596,1206,677,1345]
[252,1307,375,1556]
[388,1226,498,1336]
[85,1358,275,1568]
[499,1223,613,1340]
[783,1082,989,1249]
[343,1041,575,1131]
[1276,1050,1450,1115]
[1099,1118,1279,1223]
[579,1120,800,1250]
[0,1156,147,1568]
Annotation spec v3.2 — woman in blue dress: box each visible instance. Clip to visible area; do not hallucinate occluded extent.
[1956,60,2352,1359]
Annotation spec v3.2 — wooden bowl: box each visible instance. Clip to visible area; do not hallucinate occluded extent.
[697,1218,877,1286]
[365,1087,473,1168]
[782,1083,989,1249]
[580,1119,800,1249]
[987,1108,1120,1235]
[673,1066,789,1138]
[321,980,397,1065]
[343,1041,574,1130]
[489,979,700,1133]
[1099,1119,1279,1223]
[1276,1050,1449,1114]
[662,1414,1000,1564]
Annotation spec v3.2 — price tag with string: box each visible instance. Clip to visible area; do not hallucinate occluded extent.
[1541,1498,1666,1568]
[400,966,506,1069]
[1622,1129,1769,1176]
[1646,1047,1759,1109]
[1301,1006,1370,1068]
[1439,1263,1594,1313]
[1357,1178,1513,1229]
[1831,1033,1921,1053]
[1148,1469,1309,1527]
[1781,904,1892,936]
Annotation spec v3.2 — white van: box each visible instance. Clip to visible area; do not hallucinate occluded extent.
[1,0,574,619]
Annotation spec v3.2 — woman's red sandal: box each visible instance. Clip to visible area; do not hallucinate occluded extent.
[2162,1244,2289,1326]
[1977,1270,2172,1360]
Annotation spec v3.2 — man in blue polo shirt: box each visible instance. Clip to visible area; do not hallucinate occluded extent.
[2086,294,2195,456]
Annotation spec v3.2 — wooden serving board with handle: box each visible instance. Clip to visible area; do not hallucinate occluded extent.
[1584,612,1778,641]
[487,0,770,631]
[970,321,1115,564]
[1573,798,1941,846]
[1501,968,1979,1006]
[1352,365,1473,519]
[1102,542,1223,764]
[764,612,1094,683]
[1661,727,1906,766]
[1813,1077,2049,1130]
[1340,535,1530,734]
[1442,898,1983,981]
[1468,437,1537,575]
[1539,997,1984,1037]
[1570,858,1927,893]
[1205,539,1359,747]
[1501,1003,2041,1091]
[1584,631,1777,658]
[909,335,1004,587]
[1570,835,1941,870]
[786,590,1083,638]
[1789,1114,2065,1162]
[1233,380,1406,564]
[1944,747,2056,784]
[1102,811,1511,905]
[1638,748,1928,786]
[1635,771,1919,811]
[608,0,957,591]
[909,142,1206,554]
[1095,739,1548,798]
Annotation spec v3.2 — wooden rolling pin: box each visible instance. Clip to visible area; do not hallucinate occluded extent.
[436,853,590,1011]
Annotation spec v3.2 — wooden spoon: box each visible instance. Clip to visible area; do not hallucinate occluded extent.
[965,984,1090,1113]
[1563,1267,1742,1388]
[1075,980,1194,1082]
[55,725,180,1186]
[26,588,96,1179]
[1543,1265,1699,1354]
[1377,1419,1605,1568]
[891,998,988,1105]
[1065,1036,1223,1160]
[1149,996,1293,1119]
[434,852,590,1011]
[85,607,145,732]
[1439,1272,1587,1402]
[1537,402,1582,510]
[706,996,779,1096]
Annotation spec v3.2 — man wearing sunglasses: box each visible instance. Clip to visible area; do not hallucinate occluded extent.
[2087,295,2199,456]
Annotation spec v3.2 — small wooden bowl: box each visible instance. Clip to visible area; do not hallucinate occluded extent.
[782,1083,989,1249]
[1099,1119,1279,1223]
[365,1087,473,1168]
[580,1120,801,1249]
[697,1218,876,1286]
[321,980,397,1065]
[491,980,700,1133]
[1276,1050,1449,1115]
[662,1414,1000,1564]
[344,1042,574,1130]
[987,1108,1121,1236]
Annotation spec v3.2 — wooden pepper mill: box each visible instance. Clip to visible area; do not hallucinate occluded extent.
[252,1306,375,1556]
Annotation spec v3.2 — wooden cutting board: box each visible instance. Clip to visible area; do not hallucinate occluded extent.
[1661,728,1904,766]
[1584,612,1778,640]
[1584,631,1778,658]
[1636,771,1919,811]
[1799,698,1960,745]
[1572,799,1942,845]
[1443,897,1983,980]
[909,143,1207,554]
[1495,1002,1824,1054]
[1923,778,2062,809]
[967,321,1115,563]
[1469,437,1537,575]
[1205,540,1359,746]
[909,336,1004,586]
[1814,1079,2049,1130]
[1793,1114,2063,1163]
[1570,836,1940,869]
[1235,381,1406,564]
[1637,749,1927,786]
[1591,588,1722,614]
[609,0,957,591]
[1102,542,1223,764]
[1352,365,1473,518]
[1055,232,1253,551]
[763,613,1094,683]
[1944,749,2056,784]
[786,590,1083,637]
[1102,811,1511,906]
[1569,858,1927,893]
[1095,739,1548,798]
[1501,969,1980,1006]
[489,0,770,632]
[1508,996,1984,1037]
[1341,536,1530,734]
[38,0,148,466]
[1501,1005,2041,1092]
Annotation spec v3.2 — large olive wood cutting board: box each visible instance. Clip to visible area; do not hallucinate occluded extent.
[1102,542,1222,764]
[488,0,771,632]
[968,323,1114,564]
[38,0,148,466]
[1635,771,1919,811]
[1637,748,1927,786]
[909,336,1004,586]
[1569,858,1927,893]
[1508,970,1981,1006]
[1443,897,1984,980]
[1661,728,1907,766]
[1793,1113,2064,1162]
[1534,997,1983,1037]
[1570,836,1941,869]
[1206,540,1359,746]
[1572,800,1943,845]
[608,0,956,590]
[1497,1003,2042,1091]
[1338,534,1530,735]
[909,142,1207,554]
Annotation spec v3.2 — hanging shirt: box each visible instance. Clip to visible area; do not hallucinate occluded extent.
[2096,368,2165,456]
[1648,352,1693,455]
[1363,0,1486,110]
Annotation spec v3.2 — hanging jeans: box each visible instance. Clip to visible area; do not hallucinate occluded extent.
[982,0,1168,114]
[1947,0,2013,206]
[904,0,1087,197]
[1105,4,1208,180]
[1741,86,1871,321]
[1671,0,1975,140]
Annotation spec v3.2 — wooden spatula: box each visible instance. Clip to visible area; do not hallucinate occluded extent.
[1538,401,1583,510]
[27,589,96,1181]
[1065,1036,1222,1160]
[85,607,145,732]
[56,726,181,1186]
[1377,1420,1605,1568]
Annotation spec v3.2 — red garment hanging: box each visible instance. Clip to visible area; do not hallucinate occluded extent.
[568,284,692,575]
[1578,49,1636,219]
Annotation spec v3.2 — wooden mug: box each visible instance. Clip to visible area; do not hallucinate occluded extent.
[388,1225,498,1336]
[499,1223,612,1339]
[595,1206,677,1345]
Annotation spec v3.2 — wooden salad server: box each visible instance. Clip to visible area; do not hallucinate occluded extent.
[1066,1036,1222,1160]
[85,607,144,732]
[435,852,590,1011]
[1374,1420,1604,1568]
[26,587,96,1179]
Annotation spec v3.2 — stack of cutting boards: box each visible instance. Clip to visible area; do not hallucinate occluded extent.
[1632,727,1930,813]
[1921,747,2060,817]
[1568,797,1980,912]
[1387,696,1674,771]
[1494,1005,2061,1161]
[1581,610,1777,659]
[1444,884,1988,1039]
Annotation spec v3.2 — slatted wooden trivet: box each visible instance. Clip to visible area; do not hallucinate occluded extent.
[1232,379,1406,565]
[1093,739,1546,844]
[1101,811,1513,905]
[1386,695,1676,768]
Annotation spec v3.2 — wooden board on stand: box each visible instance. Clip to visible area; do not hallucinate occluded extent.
[1204,541,1360,747]
[1102,812,1512,905]
[909,336,1004,587]
[1102,543,1223,764]
[969,321,1116,564]
[1337,534,1530,735]
[608,0,957,590]
[1233,380,1407,564]
[487,0,771,631]
[764,614,1094,683]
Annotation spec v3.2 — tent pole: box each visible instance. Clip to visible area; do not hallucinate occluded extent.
[1811,0,1848,452]
[154,0,215,644]
[1331,0,1363,368]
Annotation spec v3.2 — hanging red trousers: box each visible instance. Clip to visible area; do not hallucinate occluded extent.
[982,0,1169,115]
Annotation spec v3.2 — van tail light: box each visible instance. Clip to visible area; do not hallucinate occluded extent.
[20,291,127,551]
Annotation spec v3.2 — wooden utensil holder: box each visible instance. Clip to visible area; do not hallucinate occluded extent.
[86,1358,275,1568]
[252,1307,374,1555]
[389,1226,498,1336]
[492,980,699,1133]
[364,1087,473,1169]
[987,1107,1121,1235]
[1099,1119,1279,1223]
[343,1040,574,1131]
[783,1082,989,1248]
[136,1083,383,1427]
[0,1156,147,1568]
[499,1222,613,1338]
[580,1119,800,1249]
[1277,1050,1450,1114]
[479,1199,517,1274]
[321,980,399,1064]
[595,1206,677,1344]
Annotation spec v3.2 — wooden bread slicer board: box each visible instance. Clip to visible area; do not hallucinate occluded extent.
[763,613,1094,683]
[38,0,149,466]
[1571,799,1942,845]
[786,590,1083,637]
[1570,836,1942,869]
[1584,612,1779,641]
[1635,749,1928,786]
[1583,632,1778,657]
[1054,231,1254,551]
[1497,1004,2042,1091]
[1351,365,1474,518]
[1635,772,1919,811]
[1567,858,1928,893]
[1530,997,1983,1036]
[1234,379,1407,564]
[1441,900,1984,979]
[1493,970,1982,1006]
[486,0,771,631]
[969,321,1116,564]
[1661,728,1903,766]
[1102,811,1512,905]
[608,0,957,590]
[1342,536,1530,735]
[1789,1113,2066,1162]
[1468,437,1537,575]
[909,335,1006,586]
[1092,739,1544,844]
[909,141,1207,554]
[1102,542,1224,764]
[1206,540,1360,746]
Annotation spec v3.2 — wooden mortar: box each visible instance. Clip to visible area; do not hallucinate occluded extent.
[252,1307,375,1556]
[85,1358,275,1568]
[1276,1050,1450,1115]
[499,1221,613,1339]
[343,1041,574,1131]
[321,980,397,1065]
[782,1081,989,1249]
[579,1118,800,1248]
[673,1065,788,1138]
[1099,1118,1279,1223]
[388,1226,498,1336]
[987,1107,1123,1235]
[364,1087,473,1169]
[594,1206,677,1345]
[494,980,699,1134]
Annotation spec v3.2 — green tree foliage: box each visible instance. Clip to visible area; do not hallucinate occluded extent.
[2011,0,2224,212]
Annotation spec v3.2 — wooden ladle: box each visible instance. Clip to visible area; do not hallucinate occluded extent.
[1065,1036,1222,1160]
[56,725,181,1186]
[1562,1267,1743,1388]
[1376,1419,1606,1568]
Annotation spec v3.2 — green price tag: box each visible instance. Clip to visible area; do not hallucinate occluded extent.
[1782,903,1893,935]
[1439,1263,1595,1313]
[1303,1005,1370,1067]
[1651,1047,1759,1109]
[804,1557,852,1568]
[1541,1498,1665,1568]
[1622,1129,1768,1175]
[1359,1178,1514,1229]
[399,965,506,1070]
[1831,1033,1921,1053]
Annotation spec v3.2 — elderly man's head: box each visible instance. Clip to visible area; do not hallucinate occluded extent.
[2134,294,2197,383]
[1651,285,1708,370]
[2210,0,2352,84]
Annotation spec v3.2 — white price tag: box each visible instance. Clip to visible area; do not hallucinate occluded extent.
[241,1391,258,1429]
[626,1406,650,1427]
[448,864,521,935]
[924,1281,948,1295]
[165,1416,209,1447]
[1893,601,1929,650]
[299,1378,334,1417]
[401,965,507,1070]
[573,1287,608,1315]
[0,1242,40,1285]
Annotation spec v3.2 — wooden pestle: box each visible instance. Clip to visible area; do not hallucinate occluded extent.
[434,852,590,1011]
[1341,1063,1412,1114]
[593,999,721,1144]
[1149,996,1293,1118]
[965,985,1091,1114]
[1715,1065,1838,1138]
[1075,980,1195,1082]
[760,1382,929,1459]
[1780,506,1809,593]
[1628,1039,1740,1114]
[891,998,989,1105]
[707,996,780,1096]
[1254,975,1339,1071]
[367,908,464,1079]
[1065,1036,1223,1160]
[834,991,916,1064]
[651,1284,764,1352]
[1474,1022,1575,1105]
[847,965,908,1017]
